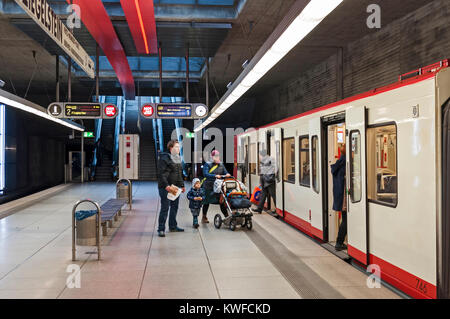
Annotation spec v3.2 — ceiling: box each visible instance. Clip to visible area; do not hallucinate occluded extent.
[0,0,437,109]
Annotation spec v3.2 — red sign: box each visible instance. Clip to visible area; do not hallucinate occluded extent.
[142,104,154,117]
[104,105,117,117]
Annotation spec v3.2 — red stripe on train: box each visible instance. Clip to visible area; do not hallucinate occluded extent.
[279,209,437,299]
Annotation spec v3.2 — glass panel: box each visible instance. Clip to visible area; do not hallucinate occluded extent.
[299,136,310,187]
[276,141,281,183]
[350,131,362,203]
[249,143,257,175]
[367,124,397,206]
[312,136,319,193]
[283,138,295,183]
[0,104,4,192]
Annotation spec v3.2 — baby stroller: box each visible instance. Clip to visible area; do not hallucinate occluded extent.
[213,177,253,231]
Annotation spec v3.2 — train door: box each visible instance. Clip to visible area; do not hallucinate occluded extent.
[273,128,284,217]
[236,136,244,182]
[346,106,368,265]
[309,118,324,239]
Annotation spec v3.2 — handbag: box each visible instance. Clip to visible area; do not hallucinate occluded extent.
[250,186,262,205]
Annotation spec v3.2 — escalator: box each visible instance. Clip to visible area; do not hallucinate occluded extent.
[161,119,177,150]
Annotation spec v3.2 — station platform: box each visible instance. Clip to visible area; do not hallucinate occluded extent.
[0,182,400,299]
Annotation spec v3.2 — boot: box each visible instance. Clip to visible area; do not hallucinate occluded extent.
[202,215,209,224]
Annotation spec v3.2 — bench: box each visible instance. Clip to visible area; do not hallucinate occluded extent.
[100,199,127,236]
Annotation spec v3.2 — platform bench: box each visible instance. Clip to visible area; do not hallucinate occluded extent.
[100,199,127,236]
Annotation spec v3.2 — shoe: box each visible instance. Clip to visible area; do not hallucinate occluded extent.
[335,243,347,251]
[169,227,185,232]
[158,231,165,237]
[251,208,262,214]
[193,223,199,229]
[202,216,209,224]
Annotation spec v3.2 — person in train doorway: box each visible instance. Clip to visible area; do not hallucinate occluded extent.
[252,149,277,216]
[157,140,186,237]
[331,144,347,251]
[201,150,231,223]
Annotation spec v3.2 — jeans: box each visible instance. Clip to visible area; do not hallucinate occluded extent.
[158,187,180,232]
[336,211,347,245]
[257,183,276,212]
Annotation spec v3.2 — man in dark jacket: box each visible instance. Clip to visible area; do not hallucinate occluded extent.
[331,145,347,251]
[157,140,185,237]
[252,149,277,215]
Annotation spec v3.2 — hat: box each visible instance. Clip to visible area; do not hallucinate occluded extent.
[192,178,201,186]
[211,150,220,157]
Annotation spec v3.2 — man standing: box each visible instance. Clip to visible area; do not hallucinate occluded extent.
[331,145,347,251]
[157,140,186,237]
[252,149,277,215]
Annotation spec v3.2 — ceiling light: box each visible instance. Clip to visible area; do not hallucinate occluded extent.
[194,0,343,132]
[0,90,84,131]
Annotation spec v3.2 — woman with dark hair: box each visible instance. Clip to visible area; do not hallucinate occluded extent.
[156,140,186,237]
[201,150,230,223]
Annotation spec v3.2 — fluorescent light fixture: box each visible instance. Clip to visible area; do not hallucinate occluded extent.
[0,90,84,132]
[194,0,343,132]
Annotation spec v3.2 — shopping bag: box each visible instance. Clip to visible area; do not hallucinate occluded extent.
[250,186,262,205]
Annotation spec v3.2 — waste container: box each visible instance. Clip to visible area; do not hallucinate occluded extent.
[116,180,131,203]
[75,210,98,246]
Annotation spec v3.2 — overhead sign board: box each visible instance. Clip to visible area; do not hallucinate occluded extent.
[140,103,208,119]
[14,0,95,78]
[48,102,118,119]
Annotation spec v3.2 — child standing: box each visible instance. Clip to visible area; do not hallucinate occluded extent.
[186,178,205,228]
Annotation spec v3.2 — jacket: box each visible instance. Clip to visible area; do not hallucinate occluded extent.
[157,152,185,189]
[331,155,346,211]
[259,155,277,187]
[202,161,229,190]
[186,187,206,209]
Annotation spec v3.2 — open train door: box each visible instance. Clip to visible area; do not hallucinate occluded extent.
[309,118,324,240]
[346,106,368,265]
[273,127,284,218]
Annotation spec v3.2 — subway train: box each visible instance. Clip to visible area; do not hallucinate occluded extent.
[234,60,450,299]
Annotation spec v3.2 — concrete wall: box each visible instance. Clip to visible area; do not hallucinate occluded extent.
[251,0,450,127]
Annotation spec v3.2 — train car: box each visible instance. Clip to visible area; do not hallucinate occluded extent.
[235,60,450,299]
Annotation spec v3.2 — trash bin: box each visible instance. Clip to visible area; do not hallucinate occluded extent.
[75,210,98,246]
[117,181,130,203]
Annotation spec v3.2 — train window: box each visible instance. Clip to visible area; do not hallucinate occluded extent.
[350,131,362,203]
[250,143,257,175]
[283,138,295,183]
[312,136,319,193]
[299,136,310,187]
[276,141,281,183]
[367,124,398,207]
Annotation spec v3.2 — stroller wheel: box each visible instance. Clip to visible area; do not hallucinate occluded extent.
[214,214,222,229]
[246,219,253,230]
[230,219,236,231]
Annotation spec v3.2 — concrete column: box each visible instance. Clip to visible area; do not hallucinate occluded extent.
[56,55,60,102]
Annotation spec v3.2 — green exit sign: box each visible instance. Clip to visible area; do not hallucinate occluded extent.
[185,132,195,138]
[83,132,94,138]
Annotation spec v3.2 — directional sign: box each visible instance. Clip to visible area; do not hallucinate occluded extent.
[140,103,208,119]
[83,132,94,138]
[48,102,118,119]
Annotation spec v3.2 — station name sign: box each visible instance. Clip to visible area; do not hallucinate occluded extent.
[14,0,95,78]
[141,103,208,119]
[48,102,118,119]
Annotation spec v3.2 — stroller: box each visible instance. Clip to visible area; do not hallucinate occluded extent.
[213,177,253,231]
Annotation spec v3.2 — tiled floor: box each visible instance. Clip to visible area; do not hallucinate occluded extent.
[0,182,400,299]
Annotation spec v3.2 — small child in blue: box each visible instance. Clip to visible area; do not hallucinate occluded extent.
[186,178,206,228]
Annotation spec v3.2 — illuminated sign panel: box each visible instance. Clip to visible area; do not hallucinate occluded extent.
[48,103,118,119]
[140,103,208,119]
[157,104,191,118]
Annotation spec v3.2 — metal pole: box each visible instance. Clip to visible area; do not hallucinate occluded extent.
[56,55,60,102]
[96,44,100,102]
[206,58,209,107]
[81,133,84,183]
[68,57,72,102]
[159,43,163,101]
[186,43,190,103]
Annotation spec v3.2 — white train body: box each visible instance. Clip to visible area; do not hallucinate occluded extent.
[235,60,450,299]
